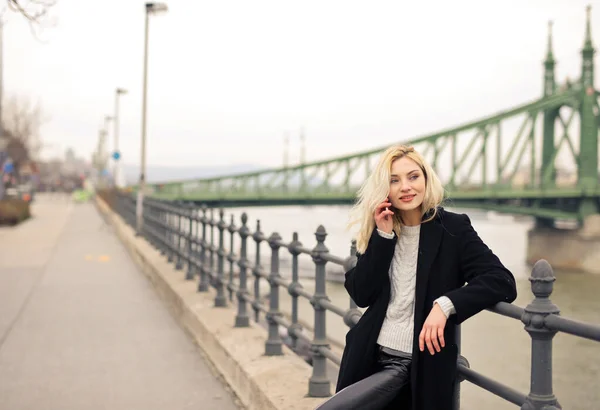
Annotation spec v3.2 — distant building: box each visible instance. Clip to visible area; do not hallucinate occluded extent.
[0,131,11,199]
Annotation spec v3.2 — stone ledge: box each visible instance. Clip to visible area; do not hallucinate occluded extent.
[95,197,327,410]
[527,225,600,274]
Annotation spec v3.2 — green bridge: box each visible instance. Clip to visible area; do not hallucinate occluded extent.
[142,10,599,225]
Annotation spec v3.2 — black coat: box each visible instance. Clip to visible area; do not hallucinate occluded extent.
[335,208,517,410]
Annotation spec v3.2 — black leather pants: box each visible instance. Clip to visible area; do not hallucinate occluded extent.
[315,347,411,410]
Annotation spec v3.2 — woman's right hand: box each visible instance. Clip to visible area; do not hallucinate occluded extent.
[374,199,394,234]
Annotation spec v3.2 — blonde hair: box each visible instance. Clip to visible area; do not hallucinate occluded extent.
[347,145,445,254]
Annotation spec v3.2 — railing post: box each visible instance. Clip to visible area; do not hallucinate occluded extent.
[227,215,236,302]
[214,208,227,307]
[158,203,165,256]
[309,225,330,397]
[198,205,209,292]
[140,196,148,238]
[287,232,303,349]
[453,324,470,410]
[235,213,250,327]
[153,202,161,249]
[145,200,154,247]
[521,260,561,410]
[193,208,200,278]
[167,204,175,263]
[155,203,163,254]
[185,204,195,280]
[160,204,167,255]
[146,200,155,247]
[265,232,283,356]
[175,202,183,270]
[208,208,216,287]
[129,195,136,226]
[252,220,263,322]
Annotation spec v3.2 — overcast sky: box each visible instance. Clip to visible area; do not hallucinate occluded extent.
[4,0,598,169]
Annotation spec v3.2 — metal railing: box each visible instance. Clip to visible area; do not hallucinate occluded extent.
[106,191,600,410]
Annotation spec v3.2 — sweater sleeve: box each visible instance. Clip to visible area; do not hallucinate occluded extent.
[377,229,395,239]
[344,229,396,308]
[433,296,456,319]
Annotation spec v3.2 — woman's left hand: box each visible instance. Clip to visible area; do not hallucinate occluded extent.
[419,303,447,355]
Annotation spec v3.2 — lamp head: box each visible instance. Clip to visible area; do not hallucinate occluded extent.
[146,2,168,15]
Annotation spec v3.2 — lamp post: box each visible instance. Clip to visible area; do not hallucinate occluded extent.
[98,116,113,186]
[136,1,168,236]
[114,87,127,187]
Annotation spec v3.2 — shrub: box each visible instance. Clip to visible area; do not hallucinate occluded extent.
[0,198,31,226]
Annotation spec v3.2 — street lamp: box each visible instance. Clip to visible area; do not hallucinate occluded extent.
[102,115,113,157]
[95,116,112,187]
[114,87,127,187]
[136,1,168,236]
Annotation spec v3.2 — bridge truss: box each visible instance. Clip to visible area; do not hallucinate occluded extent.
[144,9,600,223]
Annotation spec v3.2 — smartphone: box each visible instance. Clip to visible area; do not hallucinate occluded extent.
[385,196,390,219]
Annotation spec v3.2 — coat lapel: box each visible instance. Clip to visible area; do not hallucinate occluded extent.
[410,212,444,406]
[414,214,443,326]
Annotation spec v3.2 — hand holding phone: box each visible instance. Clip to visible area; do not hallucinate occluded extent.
[374,197,394,233]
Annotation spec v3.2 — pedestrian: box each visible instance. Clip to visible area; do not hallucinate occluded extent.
[316,145,517,410]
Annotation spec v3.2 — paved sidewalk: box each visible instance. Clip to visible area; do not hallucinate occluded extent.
[0,194,241,410]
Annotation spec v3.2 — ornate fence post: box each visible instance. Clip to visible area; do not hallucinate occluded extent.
[175,203,184,270]
[193,208,200,278]
[214,208,227,307]
[235,213,250,327]
[227,215,236,302]
[185,204,195,280]
[198,205,209,292]
[453,324,470,410]
[159,204,167,255]
[252,220,264,322]
[265,232,283,356]
[128,195,135,226]
[287,232,303,349]
[145,201,155,247]
[309,225,331,397]
[208,208,216,287]
[521,260,561,410]
[167,204,175,263]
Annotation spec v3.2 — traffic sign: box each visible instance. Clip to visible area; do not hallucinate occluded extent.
[112,151,121,160]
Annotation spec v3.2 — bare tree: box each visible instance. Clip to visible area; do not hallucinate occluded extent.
[7,0,56,23]
[2,95,46,166]
[1,0,57,38]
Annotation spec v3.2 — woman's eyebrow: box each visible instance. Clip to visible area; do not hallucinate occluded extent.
[390,169,420,177]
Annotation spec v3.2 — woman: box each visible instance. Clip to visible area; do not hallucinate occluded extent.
[316,145,517,410]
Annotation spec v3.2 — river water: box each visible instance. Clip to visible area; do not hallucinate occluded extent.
[213,204,600,409]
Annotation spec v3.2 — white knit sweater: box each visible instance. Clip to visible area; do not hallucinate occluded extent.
[376,226,455,354]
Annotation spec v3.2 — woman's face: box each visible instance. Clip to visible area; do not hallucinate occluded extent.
[388,156,426,215]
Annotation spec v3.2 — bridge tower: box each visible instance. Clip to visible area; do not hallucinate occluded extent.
[527,6,600,274]
[540,21,557,189]
[578,5,598,212]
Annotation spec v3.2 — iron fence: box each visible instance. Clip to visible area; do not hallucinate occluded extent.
[107,190,600,410]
